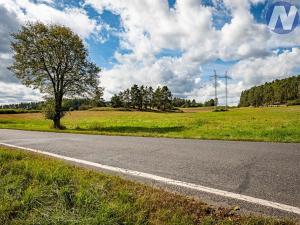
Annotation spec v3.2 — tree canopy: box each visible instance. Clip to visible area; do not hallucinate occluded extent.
[9,23,101,128]
[110,84,206,111]
[111,85,173,111]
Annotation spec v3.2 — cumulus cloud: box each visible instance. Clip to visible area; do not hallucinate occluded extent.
[230,48,300,87]
[85,0,300,104]
[101,56,202,99]
[0,5,20,54]
[0,5,21,84]
[0,82,41,104]
[0,0,106,39]
[1,0,300,105]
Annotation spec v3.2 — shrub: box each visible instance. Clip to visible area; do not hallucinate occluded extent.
[287,99,300,106]
[78,105,93,111]
[43,101,65,120]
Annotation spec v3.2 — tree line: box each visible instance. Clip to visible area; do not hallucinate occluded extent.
[111,85,173,111]
[0,102,43,110]
[239,76,300,107]
[0,98,105,111]
[173,98,215,108]
[111,84,214,111]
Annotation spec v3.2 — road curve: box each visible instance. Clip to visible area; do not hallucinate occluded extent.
[0,129,299,217]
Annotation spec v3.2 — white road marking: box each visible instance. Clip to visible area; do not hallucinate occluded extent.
[1,142,300,215]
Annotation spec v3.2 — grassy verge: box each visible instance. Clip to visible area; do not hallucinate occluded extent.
[0,106,299,143]
[0,146,295,225]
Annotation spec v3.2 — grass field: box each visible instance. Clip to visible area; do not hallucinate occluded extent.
[0,146,296,225]
[0,106,299,143]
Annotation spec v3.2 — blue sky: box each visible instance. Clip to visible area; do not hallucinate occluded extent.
[1,0,300,105]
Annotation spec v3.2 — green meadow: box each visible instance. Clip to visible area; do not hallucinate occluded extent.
[0,106,299,143]
[0,146,296,225]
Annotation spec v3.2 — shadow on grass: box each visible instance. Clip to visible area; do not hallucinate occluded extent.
[75,125,186,134]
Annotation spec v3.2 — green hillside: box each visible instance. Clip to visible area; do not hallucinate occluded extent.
[239,76,300,107]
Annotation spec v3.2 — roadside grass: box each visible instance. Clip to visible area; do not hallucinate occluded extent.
[0,106,299,143]
[0,146,296,225]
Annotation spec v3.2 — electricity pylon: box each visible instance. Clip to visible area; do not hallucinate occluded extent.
[210,70,219,110]
[220,71,232,110]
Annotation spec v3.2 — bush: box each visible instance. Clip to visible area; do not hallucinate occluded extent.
[287,99,300,106]
[213,108,229,112]
[78,105,93,111]
[42,102,65,120]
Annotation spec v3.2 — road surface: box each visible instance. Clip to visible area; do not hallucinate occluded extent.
[0,129,299,217]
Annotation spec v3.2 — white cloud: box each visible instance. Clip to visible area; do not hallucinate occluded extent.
[86,0,300,104]
[230,48,300,87]
[1,0,300,105]
[101,55,202,99]
[0,4,21,84]
[0,82,41,104]
[0,0,104,39]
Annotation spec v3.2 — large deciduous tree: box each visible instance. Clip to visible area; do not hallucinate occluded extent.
[9,23,101,129]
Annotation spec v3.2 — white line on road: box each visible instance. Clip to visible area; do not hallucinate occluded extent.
[1,142,300,215]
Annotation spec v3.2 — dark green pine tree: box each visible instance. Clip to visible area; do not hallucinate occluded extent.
[130,84,142,110]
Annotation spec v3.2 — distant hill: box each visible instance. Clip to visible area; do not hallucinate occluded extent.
[239,76,300,107]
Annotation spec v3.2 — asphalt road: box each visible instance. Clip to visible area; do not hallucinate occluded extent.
[0,129,299,217]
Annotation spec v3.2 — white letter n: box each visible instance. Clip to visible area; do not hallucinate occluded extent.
[268,5,298,30]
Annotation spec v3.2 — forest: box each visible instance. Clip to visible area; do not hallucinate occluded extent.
[239,75,300,107]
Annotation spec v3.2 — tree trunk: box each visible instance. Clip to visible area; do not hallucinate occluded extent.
[53,117,61,129]
[53,94,63,129]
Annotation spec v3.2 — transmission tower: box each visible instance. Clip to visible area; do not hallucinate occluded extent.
[210,70,219,110]
[220,71,232,110]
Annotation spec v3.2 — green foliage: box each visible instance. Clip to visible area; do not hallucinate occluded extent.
[0,109,40,114]
[0,102,43,110]
[204,99,215,107]
[239,76,300,107]
[287,99,300,106]
[160,86,173,111]
[111,94,123,108]
[62,99,90,111]
[9,22,101,128]
[0,96,106,113]
[112,84,174,111]
[78,105,93,111]
[91,87,106,107]
[130,84,142,110]
[43,100,65,121]
[0,147,294,225]
[173,98,204,108]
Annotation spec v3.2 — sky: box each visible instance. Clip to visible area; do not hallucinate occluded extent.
[1,0,300,105]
